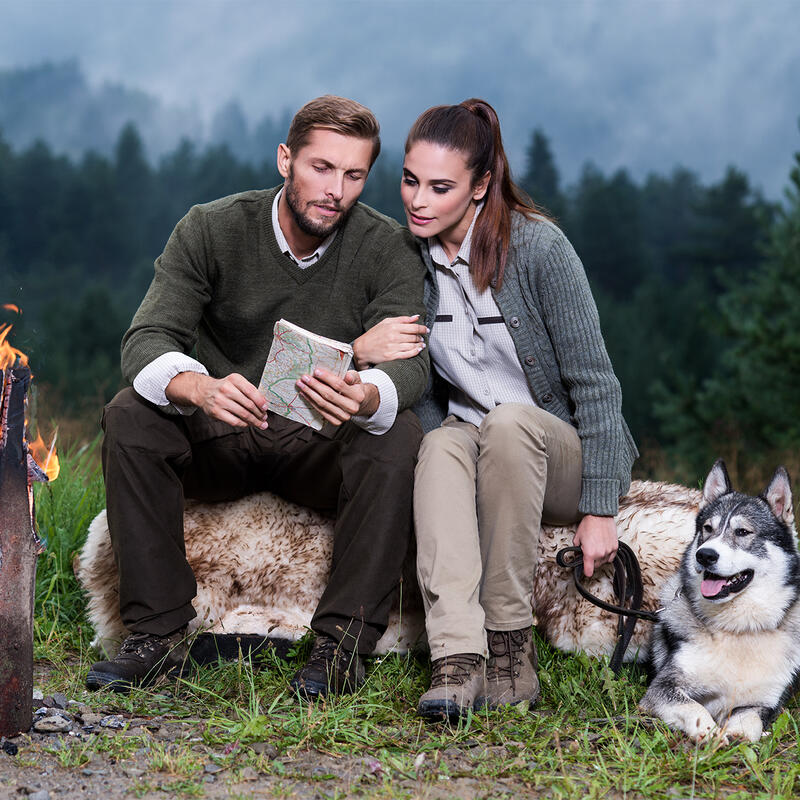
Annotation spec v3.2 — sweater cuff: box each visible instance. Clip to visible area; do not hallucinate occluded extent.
[351,368,398,435]
[578,478,621,517]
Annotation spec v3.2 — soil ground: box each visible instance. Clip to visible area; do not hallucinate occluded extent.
[0,663,543,800]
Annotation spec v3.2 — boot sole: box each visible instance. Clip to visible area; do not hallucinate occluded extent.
[417,698,467,724]
[85,663,183,693]
[290,676,364,701]
[85,669,138,693]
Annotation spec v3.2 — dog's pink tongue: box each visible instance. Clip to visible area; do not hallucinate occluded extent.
[701,577,727,597]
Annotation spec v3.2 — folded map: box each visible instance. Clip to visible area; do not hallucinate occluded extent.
[258,319,354,430]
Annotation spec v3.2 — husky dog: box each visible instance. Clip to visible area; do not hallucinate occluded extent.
[640,461,800,743]
[76,479,698,661]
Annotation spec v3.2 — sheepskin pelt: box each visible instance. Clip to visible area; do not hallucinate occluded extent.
[76,479,699,661]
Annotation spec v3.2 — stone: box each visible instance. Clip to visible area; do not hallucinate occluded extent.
[250,741,279,759]
[32,689,44,702]
[51,693,69,709]
[204,762,223,774]
[33,716,72,734]
[100,715,126,729]
[29,791,51,800]
[1,739,19,756]
[80,713,104,727]
[124,768,146,778]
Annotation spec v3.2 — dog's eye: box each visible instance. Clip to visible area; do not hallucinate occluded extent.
[702,523,713,534]
[734,527,751,537]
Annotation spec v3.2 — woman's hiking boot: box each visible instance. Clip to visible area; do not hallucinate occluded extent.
[477,627,539,710]
[85,626,189,692]
[290,634,365,700]
[417,653,485,722]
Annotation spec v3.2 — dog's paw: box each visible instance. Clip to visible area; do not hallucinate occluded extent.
[678,707,727,746]
[723,709,763,743]
[692,723,729,747]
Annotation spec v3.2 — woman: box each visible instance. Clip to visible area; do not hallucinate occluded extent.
[354,99,637,722]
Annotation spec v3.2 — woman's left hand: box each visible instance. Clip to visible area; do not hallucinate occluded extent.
[572,514,618,578]
[352,315,428,369]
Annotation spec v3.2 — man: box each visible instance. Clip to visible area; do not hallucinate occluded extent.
[87,96,429,699]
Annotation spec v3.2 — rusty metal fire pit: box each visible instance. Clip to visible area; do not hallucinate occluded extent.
[0,313,55,738]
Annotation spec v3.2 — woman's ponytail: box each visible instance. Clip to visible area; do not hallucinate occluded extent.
[407,98,551,291]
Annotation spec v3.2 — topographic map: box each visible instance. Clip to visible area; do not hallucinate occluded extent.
[258,319,353,430]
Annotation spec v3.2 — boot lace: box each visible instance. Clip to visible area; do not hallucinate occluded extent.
[118,630,182,662]
[118,632,167,660]
[429,654,482,688]
[487,630,528,691]
[307,635,357,676]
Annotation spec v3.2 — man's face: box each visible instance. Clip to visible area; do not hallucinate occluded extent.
[278,128,373,239]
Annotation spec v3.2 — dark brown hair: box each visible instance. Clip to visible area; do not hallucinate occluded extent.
[286,95,381,166]
[406,98,550,291]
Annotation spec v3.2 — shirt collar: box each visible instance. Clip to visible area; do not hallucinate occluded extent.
[428,201,484,269]
[272,187,337,265]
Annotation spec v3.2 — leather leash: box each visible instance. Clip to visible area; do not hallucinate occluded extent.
[555,542,658,674]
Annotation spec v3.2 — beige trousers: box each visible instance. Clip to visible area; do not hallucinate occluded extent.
[414,403,582,659]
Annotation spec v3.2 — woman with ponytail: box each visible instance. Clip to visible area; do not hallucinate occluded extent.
[354,99,637,722]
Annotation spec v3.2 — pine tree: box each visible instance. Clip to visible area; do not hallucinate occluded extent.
[653,130,800,476]
[520,128,565,221]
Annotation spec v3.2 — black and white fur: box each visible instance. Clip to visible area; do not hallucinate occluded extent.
[640,460,800,743]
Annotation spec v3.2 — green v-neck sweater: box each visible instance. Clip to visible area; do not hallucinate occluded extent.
[121,186,430,411]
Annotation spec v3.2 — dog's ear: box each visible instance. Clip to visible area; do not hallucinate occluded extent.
[700,459,732,508]
[764,466,794,528]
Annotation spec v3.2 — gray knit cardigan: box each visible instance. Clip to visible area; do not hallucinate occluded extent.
[413,212,638,517]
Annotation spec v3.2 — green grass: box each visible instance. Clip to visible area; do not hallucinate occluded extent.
[27,449,800,799]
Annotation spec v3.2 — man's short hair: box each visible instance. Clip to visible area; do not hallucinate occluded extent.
[286,95,381,166]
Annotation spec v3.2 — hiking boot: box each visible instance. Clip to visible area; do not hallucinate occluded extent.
[477,628,539,711]
[290,634,365,700]
[85,627,189,693]
[417,653,485,723]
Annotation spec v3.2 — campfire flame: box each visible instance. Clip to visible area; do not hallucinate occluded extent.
[0,323,29,369]
[1,307,59,482]
[27,431,60,482]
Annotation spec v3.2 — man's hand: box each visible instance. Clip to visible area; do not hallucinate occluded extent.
[166,371,269,429]
[352,315,428,369]
[296,368,379,425]
[572,514,618,578]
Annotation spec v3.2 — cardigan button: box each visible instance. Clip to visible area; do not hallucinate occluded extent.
[542,393,553,403]
[525,355,535,366]
[509,316,521,328]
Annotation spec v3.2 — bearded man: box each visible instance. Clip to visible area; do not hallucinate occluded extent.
[88,96,429,698]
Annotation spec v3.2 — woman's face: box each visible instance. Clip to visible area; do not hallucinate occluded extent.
[401,141,489,245]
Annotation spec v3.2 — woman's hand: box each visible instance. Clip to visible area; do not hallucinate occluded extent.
[572,514,618,578]
[352,315,428,369]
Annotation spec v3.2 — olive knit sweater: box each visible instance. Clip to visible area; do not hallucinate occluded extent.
[122,187,429,411]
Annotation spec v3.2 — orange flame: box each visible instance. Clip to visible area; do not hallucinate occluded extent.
[0,323,29,369]
[1,306,59,482]
[27,431,61,482]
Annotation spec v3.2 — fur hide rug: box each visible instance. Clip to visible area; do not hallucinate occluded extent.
[75,479,700,661]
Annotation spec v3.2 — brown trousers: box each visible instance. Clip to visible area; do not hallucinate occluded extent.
[101,388,422,654]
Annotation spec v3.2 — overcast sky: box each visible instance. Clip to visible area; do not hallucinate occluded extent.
[2,0,799,197]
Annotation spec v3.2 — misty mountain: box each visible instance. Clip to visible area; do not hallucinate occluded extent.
[0,60,292,166]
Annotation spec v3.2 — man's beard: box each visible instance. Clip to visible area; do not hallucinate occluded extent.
[285,169,351,239]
